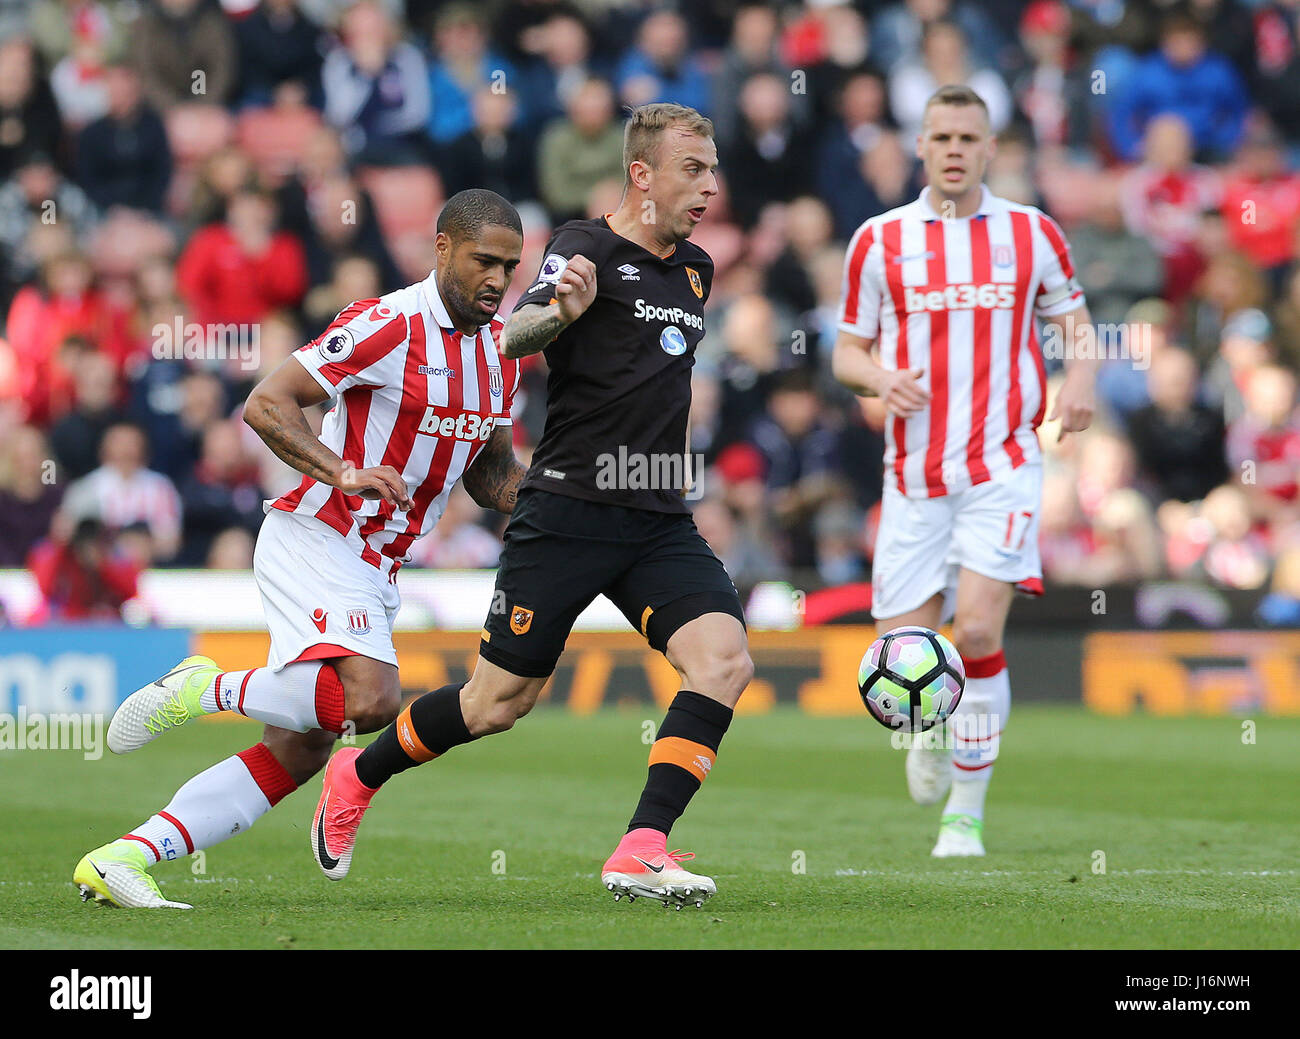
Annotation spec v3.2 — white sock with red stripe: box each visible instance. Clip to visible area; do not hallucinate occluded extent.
[122,744,298,865]
[198,662,345,734]
[944,650,1011,821]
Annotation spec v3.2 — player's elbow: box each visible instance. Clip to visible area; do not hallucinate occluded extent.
[242,384,269,432]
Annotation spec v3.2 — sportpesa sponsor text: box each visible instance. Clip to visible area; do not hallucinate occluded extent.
[634,298,704,330]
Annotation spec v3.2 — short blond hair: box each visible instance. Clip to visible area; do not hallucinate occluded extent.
[923,84,990,126]
[623,103,714,180]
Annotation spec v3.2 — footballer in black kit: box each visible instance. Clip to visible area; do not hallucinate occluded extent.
[478,215,745,676]
[320,106,754,909]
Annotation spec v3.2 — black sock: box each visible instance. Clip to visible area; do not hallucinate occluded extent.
[627,690,733,836]
[355,683,472,789]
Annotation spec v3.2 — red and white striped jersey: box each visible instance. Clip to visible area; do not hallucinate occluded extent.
[268,270,521,575]
[838,185,1085,499]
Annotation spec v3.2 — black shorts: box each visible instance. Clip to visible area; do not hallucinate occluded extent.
[479,489,746,678]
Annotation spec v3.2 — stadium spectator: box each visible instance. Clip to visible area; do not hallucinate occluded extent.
[1013,0,1095,151]
[1203,307,1274,426]
[615,10,710,115]
[437,86,537,203]
[870,0,1005,75]
[176,187,307,328]
[721,72,816,229]
[1226,364,1300,530]
[207,525,255,569]
[321,0,430,163]
[303,252,381,331]
[750,368,847,569]
[1255,3,1300,144]
[1218,116,1300,287]
[812,500,867,586]
[60,421,182,562]
[1070,175,1165,328]
[535,77,624,223]
[0,151,97,287]
[26,515,140,621]
[274,127,401,291]
[5,252,128,424]
[426,4,517,146]
[235,0,326,108]
[131,0,237,109]
[0,424,64,567]
[763,196,834,319]
[27,0,129,70]
[177,418,266,567]
[1127,346,1229,504]
[1118,114,1220,306]
[714,293,785,449]
[817,69,900,240]
[1270,266,1300,372]
[889,19,1012,142]
[1106,10,1248,163]
[48,348,123,479]
[406,486,502,569]
[75,62,171,214]
[1188,252,1270,365]
[1197,483,1272,589]
[48,12,111,131]
[1258,544,1300,625]
[711,2,803,150]
[780,1,873,131]
[692,494,788,594]
[504,9,600,128]
[0,35,62,179]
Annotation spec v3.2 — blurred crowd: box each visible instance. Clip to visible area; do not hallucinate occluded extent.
[1,0,1299,624]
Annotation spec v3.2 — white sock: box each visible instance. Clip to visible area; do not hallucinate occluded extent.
[123,744,297,865]
[943,651,1011,822]
[198,662,344,733]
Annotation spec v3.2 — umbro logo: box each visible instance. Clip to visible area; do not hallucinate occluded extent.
[618,263,641,281]
[695,755,712,774]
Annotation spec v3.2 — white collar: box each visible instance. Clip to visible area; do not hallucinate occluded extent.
[917,184,995,221]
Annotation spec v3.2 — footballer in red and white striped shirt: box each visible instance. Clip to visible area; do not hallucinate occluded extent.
[832,86,1096,859]
[80,191,528,909]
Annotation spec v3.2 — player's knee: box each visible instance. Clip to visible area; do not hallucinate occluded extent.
[262,731,333,787]
[342,673,401,734]
[687,646,753,705]
[951,620,1000,662]
[467,698,524,736]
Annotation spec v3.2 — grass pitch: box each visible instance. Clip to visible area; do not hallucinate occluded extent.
[2,706,1296,949]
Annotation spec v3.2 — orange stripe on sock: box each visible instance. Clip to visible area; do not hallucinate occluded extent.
[648,736,715,783]
[395,703,438,764]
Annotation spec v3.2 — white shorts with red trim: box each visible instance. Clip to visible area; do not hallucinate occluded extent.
[871,463,1043,622]
[253,509,401,671]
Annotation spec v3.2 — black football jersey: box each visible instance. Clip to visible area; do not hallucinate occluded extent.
[512,216,713,513]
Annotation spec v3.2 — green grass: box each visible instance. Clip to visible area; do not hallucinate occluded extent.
[2,706,1297,949]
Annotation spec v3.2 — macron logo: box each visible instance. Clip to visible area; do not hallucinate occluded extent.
[50,971,151,1019]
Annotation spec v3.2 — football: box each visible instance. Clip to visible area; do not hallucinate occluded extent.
[858,626,965,732]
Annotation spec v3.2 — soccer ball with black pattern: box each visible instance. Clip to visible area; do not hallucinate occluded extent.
[858,626,965,732]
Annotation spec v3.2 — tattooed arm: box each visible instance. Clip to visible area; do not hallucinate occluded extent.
[500,253,599,359]
[462,425,526,513]
[243,356,412,508]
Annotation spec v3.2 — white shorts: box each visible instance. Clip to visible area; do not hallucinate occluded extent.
[253,509,401,671]
[871,463,1043,622]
